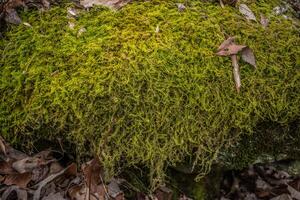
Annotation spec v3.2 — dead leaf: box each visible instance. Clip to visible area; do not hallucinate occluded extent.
[241,47,256,68]
[4,172,32,188]
[0,175,5,182]
[1,185,28,200]
[216,43,246,56]
[260,14,269,28]
[271,194,292,200]
[5,146,27,161]
[79,0,131,9]
[289,178,300,191]
[82,158,104,194]
[93,185,107,200]
[49,162,64,175]
[41,0,50,10]
[68,185,85,200]
[12,157,43,173]
[239,4,257,21]
[244,193,258,200]
[155,186,172,200]
[274,170,291,179]
[217,36,235,52]
[33,163,77,200]
[4,8,22,24]
[0,161,16,174]
[31,165,49,183]
[42,192,66,200]
[43,182,56,198]
[288,185,300,200]
[108,178,123,199]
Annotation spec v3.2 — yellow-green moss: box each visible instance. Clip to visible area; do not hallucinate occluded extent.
[1,0,299,189]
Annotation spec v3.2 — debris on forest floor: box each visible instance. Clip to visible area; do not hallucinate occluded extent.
[216,37,256,93]
[0,136,123,200]
[219,161,300,200]
[0,137,182,200]
[2,136,300,200]
[239,4,257,21]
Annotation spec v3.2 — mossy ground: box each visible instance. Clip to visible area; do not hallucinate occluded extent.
[1,0,299,189]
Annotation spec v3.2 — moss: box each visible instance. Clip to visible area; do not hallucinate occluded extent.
[1,0,299,189]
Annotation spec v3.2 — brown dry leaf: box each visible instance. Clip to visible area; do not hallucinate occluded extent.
[42,192,66,200]
[289,178,300,191]
[34,150,53,160]
[12,157,44,173]
[1,185,28,200]
[241,47,256,68]
[271,194,292,200]
[41,0,50,10]
[154,186,173,200]
[93,184,107,200]
[3,0,25,25]
[108,179,123,199]
[274,170,291,179]
[80,0,131,9]
[0,174,5,182]
[12,150,54,174]
[3,172,32,188]
[5,146,27,161]
[33,163,77,200]
[114,193,125,200]
[0,161,16,174]
[260,14,269,28]
[68,185,85,200]
[216,43,246,56]
[239,4,257,21]
[288,185,300,200]
[217,36,235,51]
[82,158,104,194]
[72,186,104,200]
[31,165,49,183]
[256,190,270,198]
[49,162,64,175]
[4,8,22,24]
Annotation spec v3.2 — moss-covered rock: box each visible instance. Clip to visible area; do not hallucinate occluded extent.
[1,0,299,188]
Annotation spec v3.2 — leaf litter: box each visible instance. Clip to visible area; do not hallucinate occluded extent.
[0,137,179,200]
[219,162,300,200]
[0,138,118,200]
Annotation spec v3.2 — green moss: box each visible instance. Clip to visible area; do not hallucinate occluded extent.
[1,0,299,189]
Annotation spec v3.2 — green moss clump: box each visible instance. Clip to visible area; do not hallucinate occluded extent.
[1,0,299,188]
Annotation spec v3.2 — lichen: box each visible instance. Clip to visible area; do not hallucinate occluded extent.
[1,0,299,189]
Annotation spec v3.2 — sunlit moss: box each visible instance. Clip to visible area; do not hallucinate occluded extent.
[1,0,299,189]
